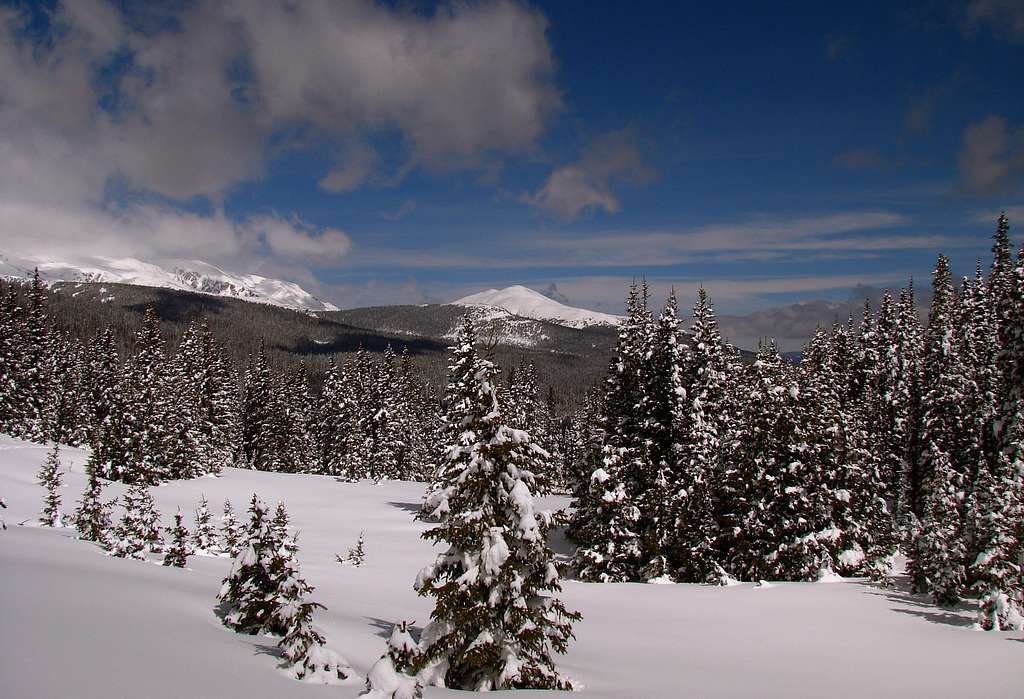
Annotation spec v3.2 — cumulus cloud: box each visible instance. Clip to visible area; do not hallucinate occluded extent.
[524,128,655,219]
[957,115,1024,195]
[0,0,561,274]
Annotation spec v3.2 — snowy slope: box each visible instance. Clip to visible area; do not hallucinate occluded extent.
[0,254,338,312]
[2,436,1023,698]
[454,285,621,329]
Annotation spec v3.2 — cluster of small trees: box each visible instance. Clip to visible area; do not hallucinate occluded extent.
[569,215,1024,628]
[42,440,253,568]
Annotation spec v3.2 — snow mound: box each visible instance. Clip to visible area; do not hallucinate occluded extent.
[454,285,621,329]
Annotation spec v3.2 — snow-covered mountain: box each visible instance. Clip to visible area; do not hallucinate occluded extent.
[0,255,338,312]
[454,285,621,329]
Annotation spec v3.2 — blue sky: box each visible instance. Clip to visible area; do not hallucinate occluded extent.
[1,0,1022,339]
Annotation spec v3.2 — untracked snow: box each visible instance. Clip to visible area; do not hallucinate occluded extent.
[0,254,338,312]
[454,286,622,329]
[1,437,1022,698]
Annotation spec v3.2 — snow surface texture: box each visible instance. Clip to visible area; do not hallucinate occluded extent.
[0,254,338,312]
[1,436,1022,698]
[454,285,622,329]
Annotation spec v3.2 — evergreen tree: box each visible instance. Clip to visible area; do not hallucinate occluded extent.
[274,547,353,682]
[0,285,23,433]
[18,269,51,441]
[119,308,170,484]
[73,451,113,546]
[272,500,299,554]
[966,446,1023,629]
[241,345,277,470]
[192,495,217,553]
[672,288,731,583]
[221,499,244,557]
[38,443,64,527]
[729,342,830,581]
[571,281,654,582]
[218,495,287,634]
[414,323,579,691]
[909,256,971,598]
[110,484,163,559]
[364,621,423,699]
[163,509,191,568]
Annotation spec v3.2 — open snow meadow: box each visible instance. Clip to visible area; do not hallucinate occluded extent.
[2,437,1021,698]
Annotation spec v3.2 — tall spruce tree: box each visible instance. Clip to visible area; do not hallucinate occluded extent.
[38,443,64,527]
[414,318,579,691]
[73,451,113,546]
[571,281,654,582]
[909,256,971,601]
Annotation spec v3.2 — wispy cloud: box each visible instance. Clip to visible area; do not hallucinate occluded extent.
[965,0,1024,41]
[957,115,1024,195]
[832,148,887,171]
[523,128,656,219]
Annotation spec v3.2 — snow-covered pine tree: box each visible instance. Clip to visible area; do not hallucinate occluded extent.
[17,269,51,442]
[639,289,690,582]
[672,287,731,583]
[909,256,971,600]
[110,483,163,559]
[73,451,113,546]
[729,342,830,581]
[44,330,88,446]
[80,328,122,468]
[313,358,347,475]
[414,321,579,691]
[0,284,23,434]
[275,364,313,474]
[192,495,217,554]
[363,621,423,699]
[163,325,203,481]
[570,281,654,582]
[241,344,277,471]
[273,542,353,682]
[966,444,1023,629]
[272,500,299,554]
[38,442,64,527]
[421,317,481,519]
[221,498,244,557]
[186,319,238,474]
[218,494,287,634]
[119,307,173,483]
[347,531,366,567]
[163,508,191,568]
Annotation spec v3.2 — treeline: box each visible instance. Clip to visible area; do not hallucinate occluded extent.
[568,215,1023,629]
[0,277,574,488]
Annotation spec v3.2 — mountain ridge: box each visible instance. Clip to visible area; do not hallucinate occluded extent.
[454,284,622,329]
[0,254,338,313]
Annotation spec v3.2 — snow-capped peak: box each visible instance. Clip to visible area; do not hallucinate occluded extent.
[0,255,338,312]
[453,285,621,329]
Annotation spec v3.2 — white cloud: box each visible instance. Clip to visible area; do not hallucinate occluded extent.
[0,0,561,272]
[524,128,654,219]
[958,115,1024,195]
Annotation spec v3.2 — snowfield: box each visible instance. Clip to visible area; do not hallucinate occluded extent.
[1,437,1022,698]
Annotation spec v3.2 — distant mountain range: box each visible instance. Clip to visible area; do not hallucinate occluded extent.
[454,285,622,329]
[0,255,337,312]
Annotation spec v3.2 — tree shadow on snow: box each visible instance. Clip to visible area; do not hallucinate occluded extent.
[366,616,424,641]
[252,640,285,661]
[856,575,977,629]
[387,501,424,515]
